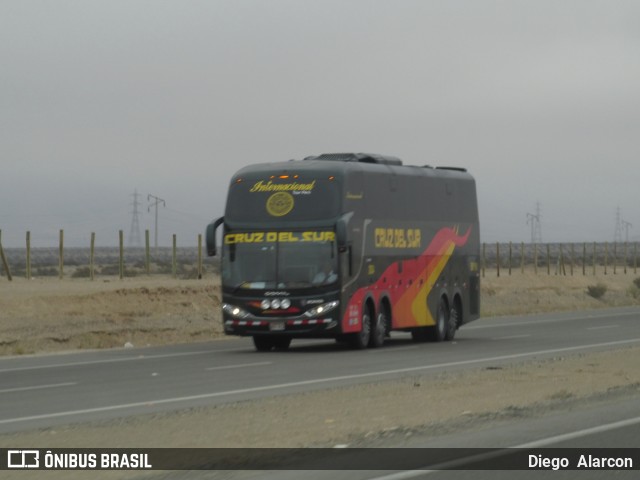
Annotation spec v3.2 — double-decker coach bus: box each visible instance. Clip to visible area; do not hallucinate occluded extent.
[206,153,480,351]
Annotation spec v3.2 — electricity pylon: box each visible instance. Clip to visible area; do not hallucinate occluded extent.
[526,202,543,243]
[148,194,166,250]
[128,189,143,247]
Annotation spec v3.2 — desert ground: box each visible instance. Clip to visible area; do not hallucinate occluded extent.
[1,268,640,478]
[1,268,639,356]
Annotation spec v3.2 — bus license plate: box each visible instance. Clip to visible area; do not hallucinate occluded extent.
[270,321,285,331]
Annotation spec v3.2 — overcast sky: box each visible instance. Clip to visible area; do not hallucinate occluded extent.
[1,0,639,248]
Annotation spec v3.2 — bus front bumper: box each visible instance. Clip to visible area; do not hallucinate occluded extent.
[223,317,339,337]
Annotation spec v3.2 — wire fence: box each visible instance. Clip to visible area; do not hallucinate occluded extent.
[482,242,639,277]
[1,229,638,281]
[0,229,218,281]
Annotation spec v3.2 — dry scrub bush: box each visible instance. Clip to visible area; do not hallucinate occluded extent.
[586,283,607,299]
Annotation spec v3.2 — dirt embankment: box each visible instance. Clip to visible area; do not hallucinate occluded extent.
[0,277,223,356]
[1,270,639,356]
[481,270,640,317]
[1,271,639,479]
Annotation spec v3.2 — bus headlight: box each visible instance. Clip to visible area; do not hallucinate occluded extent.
[304,300,339,318]
[262,298,291,309]
[280,298,291,309]
[222,303,250,319]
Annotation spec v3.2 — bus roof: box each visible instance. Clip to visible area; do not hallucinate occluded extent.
[231,153,472,182]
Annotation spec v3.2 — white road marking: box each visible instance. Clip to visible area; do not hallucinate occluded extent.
[516,414,640,447]
[368,346,421,354]
[587,325,619,330]
[0,382,77,394]
[492,334,531,341]
[2,337,640,426]
[0,348,246,373]
[205,362,272,371]
[367,415,640,480]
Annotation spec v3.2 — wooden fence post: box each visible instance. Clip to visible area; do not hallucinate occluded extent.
[90,232,95,281]
[546,244,551,275]
[559,244,566,276]
[198,234,203,279]
[0,230,12,281]
[172,234,177,279]
[624,242,628,274]
[119,230,124,280]
[570,243,574,276]
[59,229,64,279]
[145,229,150,275]
[26,231,31,280]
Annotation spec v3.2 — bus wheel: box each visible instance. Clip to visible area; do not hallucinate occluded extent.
[369,311,387,348]
[445,306,458,341]
[427,298,449,342]
[349,311,371,349]
[253,335,274,352]
[272,336,292,351]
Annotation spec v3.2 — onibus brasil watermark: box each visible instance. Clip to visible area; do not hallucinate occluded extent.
[6,450,151,470]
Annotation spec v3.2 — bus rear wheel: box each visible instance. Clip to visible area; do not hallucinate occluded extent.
[427,298,450,342]
[445,306,458,341]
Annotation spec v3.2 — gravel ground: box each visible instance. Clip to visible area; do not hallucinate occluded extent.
[1,272,640,479]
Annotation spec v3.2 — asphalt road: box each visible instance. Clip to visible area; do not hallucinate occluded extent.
[1,306,640,435]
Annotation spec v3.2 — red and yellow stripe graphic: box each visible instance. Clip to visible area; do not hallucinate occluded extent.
[394,226,471,327]
[341,226,471,332]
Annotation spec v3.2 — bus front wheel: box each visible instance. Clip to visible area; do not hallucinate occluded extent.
[349,311,371,349]
[369,311,387,348]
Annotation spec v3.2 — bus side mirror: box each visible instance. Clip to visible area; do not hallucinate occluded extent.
[205,217,224,256]
[336,212,352,248]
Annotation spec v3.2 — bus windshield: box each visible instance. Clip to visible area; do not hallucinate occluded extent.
[222,230,338,291]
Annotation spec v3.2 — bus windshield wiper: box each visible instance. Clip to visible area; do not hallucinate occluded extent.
[230,282,250,294]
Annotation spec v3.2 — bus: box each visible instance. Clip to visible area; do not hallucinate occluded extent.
[206,153,480,351]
